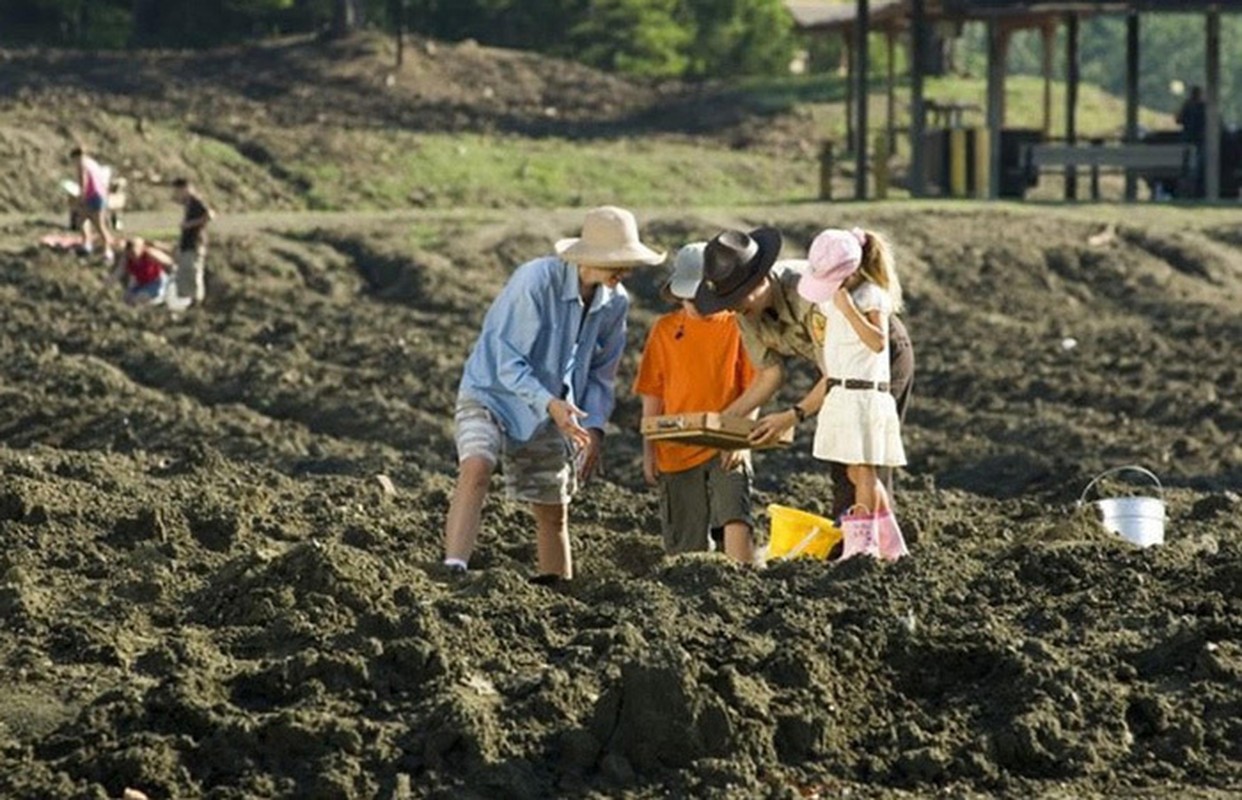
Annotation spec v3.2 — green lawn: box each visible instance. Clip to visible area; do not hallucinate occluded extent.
[291,131,819,211]
[734,71,1175,143]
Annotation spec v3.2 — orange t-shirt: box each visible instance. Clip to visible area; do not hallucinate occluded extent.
[634,308,757,474]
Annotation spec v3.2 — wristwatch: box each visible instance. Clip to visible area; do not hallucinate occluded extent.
[790,405,808,423]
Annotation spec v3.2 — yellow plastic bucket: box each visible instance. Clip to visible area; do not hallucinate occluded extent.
[767,504,842,560]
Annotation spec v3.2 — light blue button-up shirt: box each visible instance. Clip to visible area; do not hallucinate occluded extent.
[458,256,629,443]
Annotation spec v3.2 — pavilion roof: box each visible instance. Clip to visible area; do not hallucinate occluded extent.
[785,0,1239,32]
[784,0,905,30]
[955,0,1233,10]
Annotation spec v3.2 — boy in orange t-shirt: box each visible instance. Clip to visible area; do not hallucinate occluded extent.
[635,242,757,563]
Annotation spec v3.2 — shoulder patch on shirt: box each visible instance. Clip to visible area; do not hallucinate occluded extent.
[810,310,827,344]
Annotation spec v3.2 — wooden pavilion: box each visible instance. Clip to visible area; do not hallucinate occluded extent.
[787,0,1238,201]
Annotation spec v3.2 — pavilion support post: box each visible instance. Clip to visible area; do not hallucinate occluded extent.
[1205,8,1222,201]
[855,0,870,200]
[886,29,897,160]
[1041,22,1055,138]
[1065,13,1080,200]
[844,32,855,156]
[909,0,927,197]
[1124,10,1140,201]
[985,18,1007,200]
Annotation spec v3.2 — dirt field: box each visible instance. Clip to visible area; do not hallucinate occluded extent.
[0,201,1240,799]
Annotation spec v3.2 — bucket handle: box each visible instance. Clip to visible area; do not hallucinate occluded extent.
[1078,465,1164,507]
[779,526,823,561]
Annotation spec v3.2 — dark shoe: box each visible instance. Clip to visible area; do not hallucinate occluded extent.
[529,573,569,587]
[430,561,469,582]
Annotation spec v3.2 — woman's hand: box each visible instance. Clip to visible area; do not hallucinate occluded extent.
[548,398,592,451]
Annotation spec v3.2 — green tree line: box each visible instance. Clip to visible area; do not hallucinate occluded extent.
[965,13,1242,125]
[0,0,796,79]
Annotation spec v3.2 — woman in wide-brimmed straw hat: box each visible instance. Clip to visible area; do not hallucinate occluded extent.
[442,206,664,584]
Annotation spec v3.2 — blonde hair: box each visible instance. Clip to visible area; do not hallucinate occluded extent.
[857,230,904,313]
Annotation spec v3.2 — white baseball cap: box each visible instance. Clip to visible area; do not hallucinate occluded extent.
[665,241,707,299]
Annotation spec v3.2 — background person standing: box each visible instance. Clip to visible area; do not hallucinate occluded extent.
[1176,85,1207,196]
[70,146,115,264]
[169,178,214,309]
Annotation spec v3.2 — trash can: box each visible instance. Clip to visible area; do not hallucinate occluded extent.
[999,129,1044,198]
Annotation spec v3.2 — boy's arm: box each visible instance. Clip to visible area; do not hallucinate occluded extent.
[640,394,663,486]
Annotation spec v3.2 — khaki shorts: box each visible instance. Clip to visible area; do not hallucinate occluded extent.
[658,457,753,554]
[174,248,206,303]
[454,398,577,505]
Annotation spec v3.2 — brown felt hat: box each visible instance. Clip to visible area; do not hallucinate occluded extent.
[693,227,782,314]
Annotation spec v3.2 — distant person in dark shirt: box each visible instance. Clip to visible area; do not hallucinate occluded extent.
[1176,85,1207,195]
[1177,85,1207,145]
[169,178,215,309]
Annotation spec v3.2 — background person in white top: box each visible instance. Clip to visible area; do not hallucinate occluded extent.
[797,228,908,560]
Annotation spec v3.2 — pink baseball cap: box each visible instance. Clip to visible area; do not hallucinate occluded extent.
[797,228,865,303]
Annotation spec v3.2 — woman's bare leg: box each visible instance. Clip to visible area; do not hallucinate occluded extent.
[443,456,493,564]
[532,502,572,579]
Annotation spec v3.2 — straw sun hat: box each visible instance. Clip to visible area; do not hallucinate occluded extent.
[555,206,665,268]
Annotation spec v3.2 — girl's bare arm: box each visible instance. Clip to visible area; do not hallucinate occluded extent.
[834,289,886,353]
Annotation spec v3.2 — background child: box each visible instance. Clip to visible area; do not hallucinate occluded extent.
[109,237,173,306]
[70,146,116,264]
[635,242,757,563]
[169,177,214,309]
[797,228,908,560]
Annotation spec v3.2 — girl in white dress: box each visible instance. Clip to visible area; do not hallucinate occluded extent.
[798,228,908,560]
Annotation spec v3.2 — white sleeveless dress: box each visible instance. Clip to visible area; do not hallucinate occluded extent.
[812,282,907,466]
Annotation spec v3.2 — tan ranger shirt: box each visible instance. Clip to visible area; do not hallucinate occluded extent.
[737,260,827,371]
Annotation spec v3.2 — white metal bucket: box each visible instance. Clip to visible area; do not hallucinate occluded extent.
[1079,465,1165,547]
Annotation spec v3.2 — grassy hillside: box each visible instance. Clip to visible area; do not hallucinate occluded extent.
[0,33,1174,215]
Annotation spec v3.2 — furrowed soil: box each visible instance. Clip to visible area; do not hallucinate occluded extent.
[0,24,1239,800]
[0,202,1240,800]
